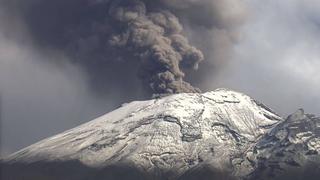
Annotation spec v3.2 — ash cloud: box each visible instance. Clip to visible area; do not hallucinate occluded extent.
[3,0,247,96]
[106,0,204,94]
[63,0,207,95]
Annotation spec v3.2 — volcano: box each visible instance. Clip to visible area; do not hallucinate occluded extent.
[1,89,320,180]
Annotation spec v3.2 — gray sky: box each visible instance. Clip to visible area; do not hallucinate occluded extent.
[202,0,320,115]
[1,0,320,156]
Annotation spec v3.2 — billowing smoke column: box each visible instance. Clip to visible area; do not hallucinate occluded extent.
[107,0,204,94]
[64,0,247,96]
[9,0,247,97]
[69,0,205,95]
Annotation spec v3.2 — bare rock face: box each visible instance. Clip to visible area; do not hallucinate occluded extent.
[1,89,319,180]
[244,109,320,180]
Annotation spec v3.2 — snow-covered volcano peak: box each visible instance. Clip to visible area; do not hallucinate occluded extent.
[2,89,284,179]
[2,89,320,180]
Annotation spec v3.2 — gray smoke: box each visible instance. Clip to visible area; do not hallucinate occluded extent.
[107,0,204,94]
[0,0,248,96]
[65,0,205,95]
[51,0,247,95]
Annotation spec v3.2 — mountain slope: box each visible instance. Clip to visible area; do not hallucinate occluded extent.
[1,89,319,180]
[244,109,320,180]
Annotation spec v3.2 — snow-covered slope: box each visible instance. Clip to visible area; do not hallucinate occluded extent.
[1,89,319,180]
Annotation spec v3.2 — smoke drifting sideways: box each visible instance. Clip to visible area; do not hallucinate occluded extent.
[5,0,247,96]
[0,3,117,156]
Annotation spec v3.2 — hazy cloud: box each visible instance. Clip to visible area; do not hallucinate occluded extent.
[200,0,320,115]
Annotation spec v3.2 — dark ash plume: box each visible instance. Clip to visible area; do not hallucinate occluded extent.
[108,0,204,94]
[64,0,247,95]
[68,0,204,95]
[5,0,247,96]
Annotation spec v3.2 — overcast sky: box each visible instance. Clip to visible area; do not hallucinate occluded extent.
[1,0,320,156]
[204,0,320,115]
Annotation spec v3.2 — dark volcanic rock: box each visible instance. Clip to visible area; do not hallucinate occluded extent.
[244,109,320,180]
